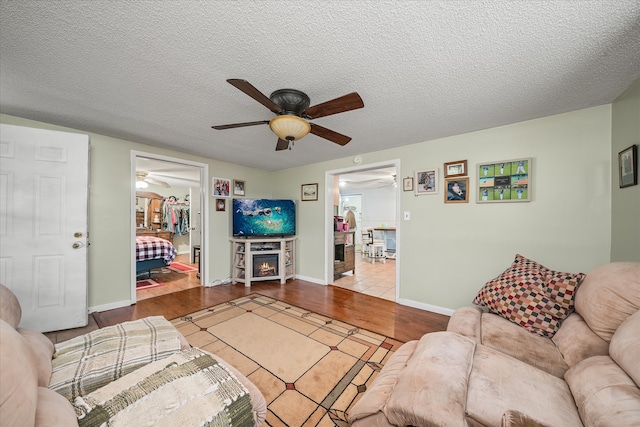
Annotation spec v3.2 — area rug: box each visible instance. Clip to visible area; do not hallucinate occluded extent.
[135,278,164,290]
[171,294,403,426]
[168,261,198,273]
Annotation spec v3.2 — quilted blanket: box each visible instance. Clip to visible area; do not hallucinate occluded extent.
[50,316,182,401]
[136,235,177,263]
[73,348,255,427]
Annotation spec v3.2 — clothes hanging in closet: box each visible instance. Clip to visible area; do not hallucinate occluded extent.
[162,197,190,235]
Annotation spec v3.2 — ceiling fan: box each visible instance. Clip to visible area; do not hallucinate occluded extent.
[136,171,170,188]
[212,79,364,151]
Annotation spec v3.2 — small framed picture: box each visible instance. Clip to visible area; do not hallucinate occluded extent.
[415,169,438,195]
[215,198,226,211]
[233,179,246,196]
[445,177,469,203]
[619,144,638,188]
[444,160,468,178]
[301,183,318,201]
[403,177,413,191]
[212,177,230,197]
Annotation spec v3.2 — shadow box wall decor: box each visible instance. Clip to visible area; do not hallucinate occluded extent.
[212,177,231,197]
[233,179,246,196]
[415,169,439,195]
[477,158,532,203]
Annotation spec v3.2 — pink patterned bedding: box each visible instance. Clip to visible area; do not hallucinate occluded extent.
[135,236,177,264]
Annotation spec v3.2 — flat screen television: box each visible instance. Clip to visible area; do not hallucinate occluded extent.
[232,198,296,237]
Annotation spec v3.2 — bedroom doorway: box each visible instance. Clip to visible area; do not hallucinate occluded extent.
[131,151,208,303]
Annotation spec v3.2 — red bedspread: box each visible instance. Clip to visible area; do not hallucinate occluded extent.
[135,236,177,264]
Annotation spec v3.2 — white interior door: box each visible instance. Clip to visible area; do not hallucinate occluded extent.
[0,124,89,332]
[189,186,201,263]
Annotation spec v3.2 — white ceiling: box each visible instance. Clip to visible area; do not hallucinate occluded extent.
[1,1,639,171]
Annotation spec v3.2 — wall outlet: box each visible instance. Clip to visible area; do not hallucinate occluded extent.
[404,211,410,220]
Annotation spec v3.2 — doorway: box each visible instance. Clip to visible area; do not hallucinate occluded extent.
[131,151,209,302]
[325,160,400,302]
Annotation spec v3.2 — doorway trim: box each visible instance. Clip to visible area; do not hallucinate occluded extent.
[324,159,401,300]
[130,151,209,302]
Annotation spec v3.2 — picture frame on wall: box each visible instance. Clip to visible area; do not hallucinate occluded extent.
[233,179,246,196]
[301,183,318,201]
[415,169,438,195]
[212,177,230,197]
[477,158,532,203]
[403,177,413,191]
[618,144,638,188]
[216,198,226,211]
[445,177,469,203]
[444,160,468,178]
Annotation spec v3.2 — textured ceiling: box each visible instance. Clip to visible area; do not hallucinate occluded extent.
[1,1,639,171]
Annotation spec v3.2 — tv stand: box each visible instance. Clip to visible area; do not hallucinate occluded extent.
[231,237,295,287]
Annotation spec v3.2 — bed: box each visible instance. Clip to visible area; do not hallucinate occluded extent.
[136,235,177,278]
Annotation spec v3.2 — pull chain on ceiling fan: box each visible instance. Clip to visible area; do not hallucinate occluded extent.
[212,79,364,151]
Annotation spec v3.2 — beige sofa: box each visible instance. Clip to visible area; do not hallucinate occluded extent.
[0,284,267,426]
[348,262,640,426]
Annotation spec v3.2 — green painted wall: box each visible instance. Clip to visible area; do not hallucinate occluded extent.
[273,105,613,310]
[2,99,623,312]
[611,79,640,261]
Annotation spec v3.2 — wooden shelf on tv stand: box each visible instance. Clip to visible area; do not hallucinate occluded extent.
[230,237,296,287]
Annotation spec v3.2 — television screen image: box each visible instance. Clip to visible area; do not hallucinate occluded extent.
[232,199,296,237]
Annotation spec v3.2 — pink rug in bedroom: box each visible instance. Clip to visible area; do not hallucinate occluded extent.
[168,262,198,273]
[136,278,164,290]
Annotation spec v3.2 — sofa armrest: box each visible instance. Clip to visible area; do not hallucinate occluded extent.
[447,306,483,343]
[385,332,476,426]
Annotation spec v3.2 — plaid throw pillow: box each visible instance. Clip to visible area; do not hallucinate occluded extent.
[473,254,585,337]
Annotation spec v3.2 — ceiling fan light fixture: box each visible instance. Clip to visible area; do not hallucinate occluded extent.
[269,115,311,141]
[136,180,148,189]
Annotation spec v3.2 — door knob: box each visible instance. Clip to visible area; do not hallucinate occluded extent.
[72,242,84,249]
[74,232,83,238]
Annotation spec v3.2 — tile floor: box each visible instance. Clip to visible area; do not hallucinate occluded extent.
[332,251,396,301]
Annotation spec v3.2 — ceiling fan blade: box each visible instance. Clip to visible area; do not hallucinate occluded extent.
[309,123,352,146]
[275,138,289,151]
[304,92,364,119]
[227,79,283,114]
[146,178,170,188]
[212,120,269,130]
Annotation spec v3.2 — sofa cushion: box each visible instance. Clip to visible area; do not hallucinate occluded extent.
[0,319,38,427]
[18,327,55,387]
[574,262,640,342]
[35,387,77,427]
[50,316,182,401]
[473,254,584,337]
[551,312,609,368]
[0,283,22,328]
[609,310,640,386]
[466,345,583,427]
[72,348,256,427]
[565,356,640,427]
[348,340,418,426]
[480,312,568,378]
[385,332,475,426]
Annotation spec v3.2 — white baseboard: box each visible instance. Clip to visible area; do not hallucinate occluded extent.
[294,274,325,285]
[396,297,455,316]
[89,299,132,314]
